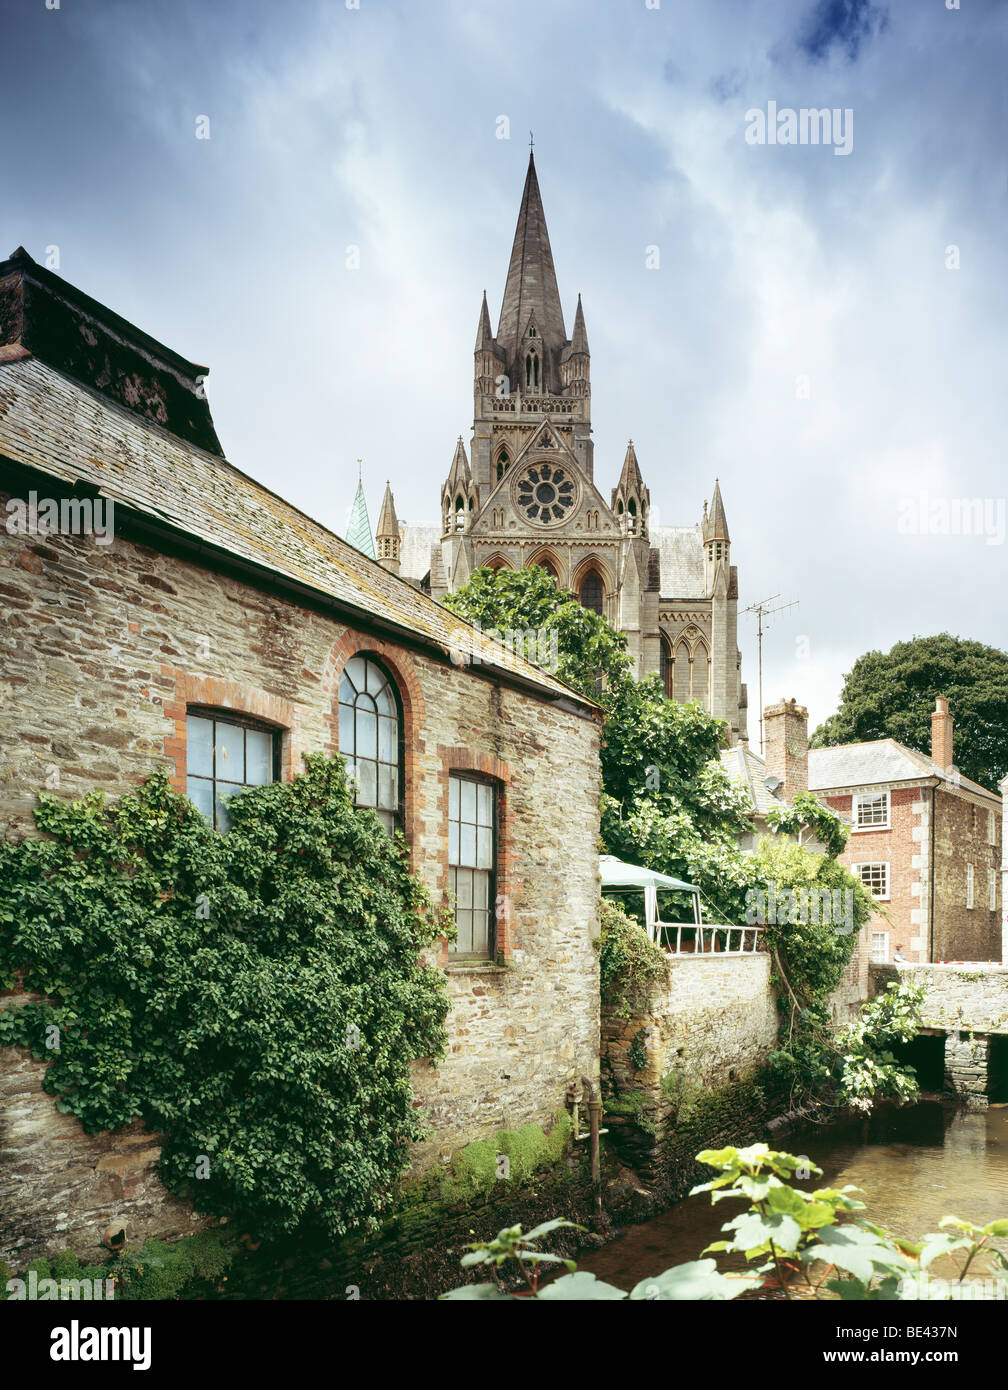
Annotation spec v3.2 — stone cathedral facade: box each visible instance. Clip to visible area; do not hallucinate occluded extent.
[381,154,747,743]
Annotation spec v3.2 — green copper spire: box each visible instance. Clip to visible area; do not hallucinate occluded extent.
[346,466,376,559]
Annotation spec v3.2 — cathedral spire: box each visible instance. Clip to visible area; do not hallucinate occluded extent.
[376,480,401,576]
[346,472,376,560]
[497,152,567,383]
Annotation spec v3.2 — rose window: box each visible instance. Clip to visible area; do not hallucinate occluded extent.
[515,461,576,524]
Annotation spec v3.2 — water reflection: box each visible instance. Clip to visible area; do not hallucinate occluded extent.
[576,1102,1008,1293]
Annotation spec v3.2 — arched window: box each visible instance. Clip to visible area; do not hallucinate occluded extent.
[532,557,557,583]
[579,570,603,615]
[497,450,509,481]
[338,655,403,836]
[660,636,673,698]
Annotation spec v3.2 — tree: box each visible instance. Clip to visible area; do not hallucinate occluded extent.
[811,634,1008,791]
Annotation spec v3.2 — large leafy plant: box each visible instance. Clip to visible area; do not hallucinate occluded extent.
[0,756,450,1240]
[441,1145,1008,1301]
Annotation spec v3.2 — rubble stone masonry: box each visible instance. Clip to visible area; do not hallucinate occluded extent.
[0,491,601,1264]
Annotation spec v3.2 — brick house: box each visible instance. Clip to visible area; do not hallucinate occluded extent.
[0,247,603,1262]
[806,698,1002,966]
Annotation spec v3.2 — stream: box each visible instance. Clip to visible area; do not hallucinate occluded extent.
[575,1101,1008,1292]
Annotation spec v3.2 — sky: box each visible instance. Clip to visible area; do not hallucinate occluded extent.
[3,0,1006,731]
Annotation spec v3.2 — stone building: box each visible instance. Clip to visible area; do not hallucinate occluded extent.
[0,245,602,1264]
[738,696,1004,966]
[373,154,748,742]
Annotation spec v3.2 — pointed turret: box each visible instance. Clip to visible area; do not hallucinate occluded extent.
[497,152,567,391]
[611,440,650,539]
[702,478,730,592]
[475,290,494,351]
[346,474,376,560]
[441,436,475,536]
[570,293,589,355]
[703,478,730,543]
[561,292,591,397]
[376,480,401,576]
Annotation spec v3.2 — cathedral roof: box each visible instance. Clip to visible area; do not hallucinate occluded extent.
[651,525,706,598]
[376,480,399,540]
[347,476,376,559]
[496,153,567,370]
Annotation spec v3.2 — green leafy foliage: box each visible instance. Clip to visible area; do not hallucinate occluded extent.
[810,633,1008,790]
[597,898,667,1022]
[836,980,927,1112]
[441,1146,1008,1301]
[0,757,450,1240]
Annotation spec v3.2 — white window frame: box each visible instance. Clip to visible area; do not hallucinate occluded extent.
[853,790,890,831]
[990,810,997,846]
[854,862,890,901]
[870,931,889,964]
[966,863,974,910]
[990,867,997,912]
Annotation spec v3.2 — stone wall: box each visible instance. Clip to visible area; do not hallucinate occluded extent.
[0,493,601,1265]
[602,954,778,1102]
[871,962,1008,1035]
[932,790,1001,963]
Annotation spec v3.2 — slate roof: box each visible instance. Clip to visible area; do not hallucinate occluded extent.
[652,524,706,598]
[0,355,595,709]
[809,740,997,801]
[720,742,788,818]
[496,153,567,371]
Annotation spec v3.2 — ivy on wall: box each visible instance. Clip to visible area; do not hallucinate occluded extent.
[0,756,450,1241]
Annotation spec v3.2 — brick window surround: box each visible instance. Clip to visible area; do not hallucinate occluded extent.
[322,633,425,859]
[436,746,514,966]
[161,667,305,795]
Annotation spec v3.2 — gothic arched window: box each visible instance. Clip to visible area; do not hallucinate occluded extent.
[579,570,603,615]
[660,636,673,699]
[497,450,509,481]
[338,655,403,836]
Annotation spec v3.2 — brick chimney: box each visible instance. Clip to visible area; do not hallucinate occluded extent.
[931,696,954,774]
[764,698,809,801]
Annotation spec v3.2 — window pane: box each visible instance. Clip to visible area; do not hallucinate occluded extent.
[449,820,459,864]
[460,779,476,825]
[365,660,385,695]
[245,729,273,785]
[379,763,397,811]
[187,776,214,823]
[460,821,476,867]
[477,826,493,869]
[357,759,377,807]
[355,707,377,760]
[378,715,397,764]
[449,777,460,820]
[216,781,244,832]
[477,783,493,826]
[375,683,395,718]
[338,701,354,752]
[344,657,367,693]
[456,868,473,908]
[216,723,245,782]
[186,716,214,777]
[454,910,473,954]
[473,869,490,909]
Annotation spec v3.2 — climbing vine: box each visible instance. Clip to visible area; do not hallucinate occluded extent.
[0,756,451,1241]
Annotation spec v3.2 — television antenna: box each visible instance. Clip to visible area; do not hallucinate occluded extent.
[743,593,799,756]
